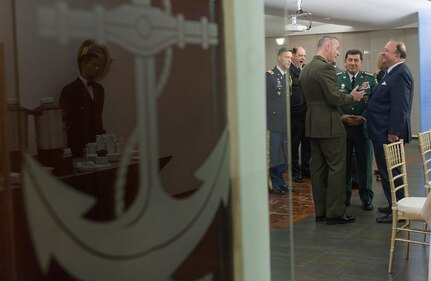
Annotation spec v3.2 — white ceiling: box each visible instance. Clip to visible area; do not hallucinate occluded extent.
[265,0,431,37]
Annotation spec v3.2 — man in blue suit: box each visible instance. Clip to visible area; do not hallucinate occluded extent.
[366,40,414,223]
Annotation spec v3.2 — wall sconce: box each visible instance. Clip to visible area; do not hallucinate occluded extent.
[275,37,285,45]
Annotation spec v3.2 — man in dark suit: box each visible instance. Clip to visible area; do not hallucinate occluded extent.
[337,49,377,211]
[300,36,364,224]
[289,46,310,182]
[366,40,414,223]
[266,47,293,195]
[60,52,105,157]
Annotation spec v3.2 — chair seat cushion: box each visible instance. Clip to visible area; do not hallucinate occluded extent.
[398,197,427,214]
[422,193,431,225]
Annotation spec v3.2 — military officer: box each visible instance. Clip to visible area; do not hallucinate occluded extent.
[337,49,377,210]
[300,36,364,224]
[266,47,293,195]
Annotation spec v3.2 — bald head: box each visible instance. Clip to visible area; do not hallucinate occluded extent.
[381,40,407,68]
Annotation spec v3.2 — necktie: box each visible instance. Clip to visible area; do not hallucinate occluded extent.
[381,70,388,81]
[351,76,356,88]
[86,81,95,100]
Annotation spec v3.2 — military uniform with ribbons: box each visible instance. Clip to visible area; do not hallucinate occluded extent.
[337,70,377,205]
[266,66,291,193]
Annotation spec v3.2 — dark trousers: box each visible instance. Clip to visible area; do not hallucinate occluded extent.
[346,139,373,203]
[268,130,287,188]
[291,117,310,177]
[372,140,405,206]
[310,137,346,218]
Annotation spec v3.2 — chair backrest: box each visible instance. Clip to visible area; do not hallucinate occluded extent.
[418,129,431,195]
[383,139,409,206]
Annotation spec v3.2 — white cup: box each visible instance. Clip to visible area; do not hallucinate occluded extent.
[96,134,109,144]
[97,134,118,144]
[106,134,117,144]
[85,142,97,155]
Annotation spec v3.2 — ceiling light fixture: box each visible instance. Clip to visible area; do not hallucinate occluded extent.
[285,0,312,33]
[275,37,286,45]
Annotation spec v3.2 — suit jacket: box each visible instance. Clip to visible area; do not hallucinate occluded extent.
[300,55,354,138]
[366,62,414,143]
[337,70,377,140]
[289,63,306,119]
[266,67,290,132]
[60,78,105,156]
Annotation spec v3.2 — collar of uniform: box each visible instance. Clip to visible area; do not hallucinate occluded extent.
[348,72,358,81]
[314,55,330,64]
[276,65,286,76]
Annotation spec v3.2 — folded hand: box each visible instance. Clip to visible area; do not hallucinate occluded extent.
[350,86,365,101]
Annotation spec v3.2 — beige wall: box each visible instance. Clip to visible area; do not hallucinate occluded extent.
[266,28,420,135]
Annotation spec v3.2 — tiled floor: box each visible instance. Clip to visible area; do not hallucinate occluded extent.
[270,140,430,280]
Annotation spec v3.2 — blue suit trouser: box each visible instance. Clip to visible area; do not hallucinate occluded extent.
[372,140,405,206]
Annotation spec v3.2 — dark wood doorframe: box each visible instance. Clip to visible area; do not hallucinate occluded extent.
[0,43,18,281]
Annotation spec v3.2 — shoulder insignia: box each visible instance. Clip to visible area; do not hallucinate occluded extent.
[267,70,274,75]
[362,71,375,77]
[336,72,343,76]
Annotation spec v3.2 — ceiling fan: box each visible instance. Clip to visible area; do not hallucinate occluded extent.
[285,0,312,32]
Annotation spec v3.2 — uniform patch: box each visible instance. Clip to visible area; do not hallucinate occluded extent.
[360,81,370,89]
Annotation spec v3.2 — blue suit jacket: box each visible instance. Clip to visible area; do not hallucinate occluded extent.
[366,62,414,143]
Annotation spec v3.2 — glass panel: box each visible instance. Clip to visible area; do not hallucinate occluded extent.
[1,1,232,280]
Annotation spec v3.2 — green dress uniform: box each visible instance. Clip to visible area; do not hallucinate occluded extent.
[300,55,355,219]
[337,70,377,205]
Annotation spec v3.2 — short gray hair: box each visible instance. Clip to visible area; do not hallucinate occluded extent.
[317,35,338,49]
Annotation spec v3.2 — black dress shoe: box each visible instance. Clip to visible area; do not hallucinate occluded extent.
[376,213,406,224]
[269,187,286,195]
[378,206,391,214]
[326,215,356,225]
[362,200,374,211]
[376,213,392,223]
[282,184,295,192]
[315,216,326,222]
[293,175,304,183]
